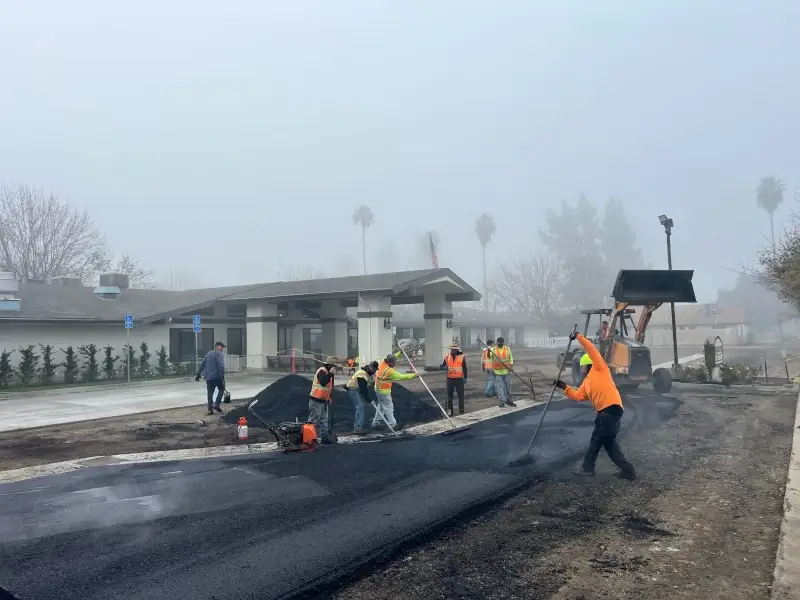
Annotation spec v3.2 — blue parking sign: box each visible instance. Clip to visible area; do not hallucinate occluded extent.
[193,314,201,333]
[124,314,133,329]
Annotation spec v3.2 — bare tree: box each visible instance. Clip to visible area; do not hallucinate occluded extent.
[493,253,562,322]
[0,184,106,282]
[156,268,199,291]
[277,264,319,281]
[94,252,154,289]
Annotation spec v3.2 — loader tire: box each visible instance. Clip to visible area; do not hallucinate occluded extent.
[653,367,672,394]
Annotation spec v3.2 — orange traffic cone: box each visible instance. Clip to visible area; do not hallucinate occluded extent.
[237,417,248,441]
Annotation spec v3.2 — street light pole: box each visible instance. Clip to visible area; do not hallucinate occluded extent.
[659,215,679,370]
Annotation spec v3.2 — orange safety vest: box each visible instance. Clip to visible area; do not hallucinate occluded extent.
[481,349,493,369]
[445,353,465,378]
[492,346,510,371]
[310,367,333,402]
[374,360,394,395]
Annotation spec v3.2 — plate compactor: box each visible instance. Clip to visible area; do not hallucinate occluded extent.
[248,397,332,453]
[558,269,697,394]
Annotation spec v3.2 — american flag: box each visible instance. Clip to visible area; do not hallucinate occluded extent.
[429,234,438,268]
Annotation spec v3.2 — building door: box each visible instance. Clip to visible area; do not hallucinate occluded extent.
[169,328,214,363]
[278,326,293,354]
[227,328,244,356]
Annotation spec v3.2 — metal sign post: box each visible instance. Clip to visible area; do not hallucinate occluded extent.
[193,315,202,375]
[124,314,134,384]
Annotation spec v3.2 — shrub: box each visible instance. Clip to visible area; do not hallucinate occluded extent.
[39,344,57,385]
[61,346,79,384]
[102,345,119,380]
[720,363,762,386]
[122,344,137,379]
[138,342,152,376]
[681,364,707,382]
[78,344,100,382]
[703,339,716,376]
[0,350,14,388]
[156,345,169,376]
[16,345,40,385]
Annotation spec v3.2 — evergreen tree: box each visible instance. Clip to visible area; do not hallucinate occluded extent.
[102,345,119,380]
[155,345,169,376]
[38,344,57,385]
[138,342,152,376]
[61,346,79,384]
[16,345,40,385]
[122,344,137,379]
[600,197,645,270]
[0,350,14,388]
[78,344,100,382]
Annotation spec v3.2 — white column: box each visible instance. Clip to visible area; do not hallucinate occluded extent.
[246,301,278,369]
[320,300,348,359]
[423,293,453,369]
[357,293,393,363]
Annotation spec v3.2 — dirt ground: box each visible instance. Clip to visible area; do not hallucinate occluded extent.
[0,362,552,470]
[331,386,797,600]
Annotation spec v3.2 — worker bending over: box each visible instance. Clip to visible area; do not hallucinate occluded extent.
[345,360,379,434]
[440,343,467,416]
[482,339,496,398]
[491,337,516,408]
[308,358,338,444]
[555,333,636,480]
[373,353,418,430]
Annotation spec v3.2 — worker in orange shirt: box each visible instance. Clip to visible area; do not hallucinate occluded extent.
[554,332,636,480]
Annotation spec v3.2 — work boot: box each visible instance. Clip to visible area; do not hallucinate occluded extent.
[213,405,222,413]
[207,408,214,416]
[505,400,517,407]
[572,466,595,477]
[616,470,637,481]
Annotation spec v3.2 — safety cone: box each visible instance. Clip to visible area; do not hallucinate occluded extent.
[237,416,248,441]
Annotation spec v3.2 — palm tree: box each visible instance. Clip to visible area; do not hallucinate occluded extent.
[756,176,785,246]
[352,205,374,274]
[475,213,496,311]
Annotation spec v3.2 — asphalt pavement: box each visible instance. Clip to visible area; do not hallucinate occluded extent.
[0,394,680,600]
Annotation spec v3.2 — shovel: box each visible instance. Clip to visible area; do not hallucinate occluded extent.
[508,324,578,467]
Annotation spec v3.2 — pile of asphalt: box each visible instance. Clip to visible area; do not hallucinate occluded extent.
[223,374,442,433]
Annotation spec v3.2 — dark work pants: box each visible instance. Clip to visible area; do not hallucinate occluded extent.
[583,405,635,477]
[446,378,465,414]
[206,378,224,408]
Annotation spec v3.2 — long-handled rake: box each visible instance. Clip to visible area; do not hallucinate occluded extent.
[399,347,472,436]
[508,324,578,467]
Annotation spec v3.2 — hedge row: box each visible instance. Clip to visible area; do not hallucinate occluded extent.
[0,343,197,388]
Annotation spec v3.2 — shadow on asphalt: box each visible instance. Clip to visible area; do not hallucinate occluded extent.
[0,394,680,600]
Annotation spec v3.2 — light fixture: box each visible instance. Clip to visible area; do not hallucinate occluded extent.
[445,318,453,328]
[383,317,392,330]
[658,214,674,231]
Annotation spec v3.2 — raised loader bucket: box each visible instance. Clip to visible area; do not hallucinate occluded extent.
[611,269,697,304]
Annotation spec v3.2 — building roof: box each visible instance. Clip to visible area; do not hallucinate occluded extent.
[0,269,481,323]
[648,303,747,327]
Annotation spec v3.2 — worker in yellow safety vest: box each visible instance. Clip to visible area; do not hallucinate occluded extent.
[441,343,468,416]
[481,338,496,399]
[372,353,418,430]
[490,337,516,408]
[308,357,337,444]
[344,360,379,434]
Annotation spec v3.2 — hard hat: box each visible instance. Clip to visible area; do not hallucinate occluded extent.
[449,343,460,350]
[579,353,593,367]
[325,356,337,364]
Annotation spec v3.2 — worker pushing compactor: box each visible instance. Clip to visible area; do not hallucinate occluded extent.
[554,332,637,481]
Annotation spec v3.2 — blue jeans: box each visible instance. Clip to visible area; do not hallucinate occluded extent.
[348,388,368,430]
[484,371,496,397]
[495,374,511,405]
[308,399,330,439]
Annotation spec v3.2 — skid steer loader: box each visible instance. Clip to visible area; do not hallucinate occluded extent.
[558,269,697,394]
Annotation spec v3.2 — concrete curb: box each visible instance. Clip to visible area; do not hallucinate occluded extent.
[0,398,541,484]
[771,388,800,599]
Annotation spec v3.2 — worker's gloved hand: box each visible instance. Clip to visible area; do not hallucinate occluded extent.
[341,384,348,391]
[463,378,468,384]
[195,374,201,382]
[554,379,567,390]
[568,331,579,341]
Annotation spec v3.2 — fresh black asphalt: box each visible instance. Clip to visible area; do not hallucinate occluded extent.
[0,395,679,600]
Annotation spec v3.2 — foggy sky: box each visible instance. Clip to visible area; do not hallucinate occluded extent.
[1,0,798,301]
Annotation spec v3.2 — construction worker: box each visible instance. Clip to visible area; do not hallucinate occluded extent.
[345,360,379,433]
[482,338,496,398]
[308,357,337,444]
[195,341,226,416]
[440,343,467,416]
[373,353,418,430]
[554,332,636,480]
[596,320,610,340]
[491,337,516,408]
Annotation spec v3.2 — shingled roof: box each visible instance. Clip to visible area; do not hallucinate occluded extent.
[0,269,480,322]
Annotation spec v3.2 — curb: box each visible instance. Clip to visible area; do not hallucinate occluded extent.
[772,388,800,599]
[0,398,541,484]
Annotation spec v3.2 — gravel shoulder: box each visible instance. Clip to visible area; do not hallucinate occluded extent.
[332,387,797,600]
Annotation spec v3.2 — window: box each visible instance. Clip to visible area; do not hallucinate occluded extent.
[227,303,246,318]
[169,328,215,363]
[302,327,322,357]
[278,326,293,353]
[227,328,244,356]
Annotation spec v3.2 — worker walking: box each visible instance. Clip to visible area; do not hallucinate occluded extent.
[308,358,338,444]
[373,353,418,430]
[555,332,636,480]
[345,360,379,434]
[482,338,496,398]
[491,337,516,408]
[440,343,467,416]
[195,341,226,416]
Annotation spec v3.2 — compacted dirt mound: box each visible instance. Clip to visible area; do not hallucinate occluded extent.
[223,374,442,433]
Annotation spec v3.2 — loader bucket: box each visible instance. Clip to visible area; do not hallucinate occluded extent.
[611,269,697,304]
